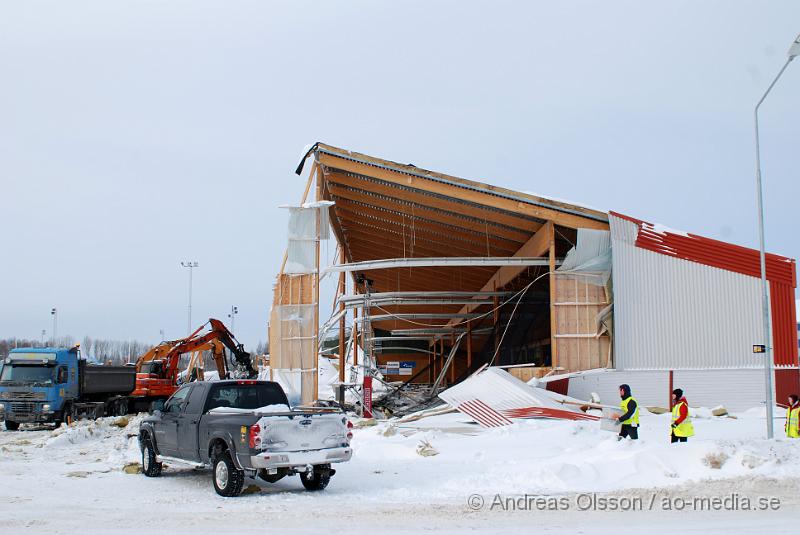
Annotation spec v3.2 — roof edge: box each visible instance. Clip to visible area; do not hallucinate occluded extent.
[306,142,609,224]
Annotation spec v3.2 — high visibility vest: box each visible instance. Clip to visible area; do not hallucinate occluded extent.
[786,406,800,439]
[671,400,694,438]
[619,396,639,426]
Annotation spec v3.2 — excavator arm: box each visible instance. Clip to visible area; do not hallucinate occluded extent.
[132,318,257,399]
[208,318,257,378]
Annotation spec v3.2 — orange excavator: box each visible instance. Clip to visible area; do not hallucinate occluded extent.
[131,318,257,402]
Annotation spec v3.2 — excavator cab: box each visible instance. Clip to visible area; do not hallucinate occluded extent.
[139,360,165,377]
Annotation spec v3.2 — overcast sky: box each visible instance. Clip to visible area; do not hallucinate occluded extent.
[1,1,798,349]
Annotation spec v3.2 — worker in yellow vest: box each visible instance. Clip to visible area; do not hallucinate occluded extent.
[670,388,694,443]
[616,384,639,440]
[786,394,800,439]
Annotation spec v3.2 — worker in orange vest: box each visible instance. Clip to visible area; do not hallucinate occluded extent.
[786,394,800,439]
[670,388,694,443]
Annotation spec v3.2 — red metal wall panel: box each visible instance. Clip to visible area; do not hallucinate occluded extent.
[545,378,569,396]
[610,211,798,368]
[771,281,799,368]
[775,369,800,404]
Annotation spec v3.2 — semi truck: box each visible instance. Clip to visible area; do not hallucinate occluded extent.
[0,346,136,430]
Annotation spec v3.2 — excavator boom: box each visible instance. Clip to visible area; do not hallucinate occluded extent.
[131,318,257,400]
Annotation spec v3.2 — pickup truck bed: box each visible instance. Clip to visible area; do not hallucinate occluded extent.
[139,380,352,496]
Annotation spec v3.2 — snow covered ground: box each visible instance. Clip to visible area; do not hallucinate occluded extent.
[1,407,798,534]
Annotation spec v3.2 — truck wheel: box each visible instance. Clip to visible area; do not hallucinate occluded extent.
[67,404,79,424]
[115,398,129,417]
[300,464,332,491]
[141,439,162,477]
[4,421,20,431]
[212,451,244,497]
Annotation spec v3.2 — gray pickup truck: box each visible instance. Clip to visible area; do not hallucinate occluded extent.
[138,379,352,496]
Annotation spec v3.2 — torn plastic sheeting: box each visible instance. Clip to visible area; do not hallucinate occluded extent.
[558,229,611,272]
[437,368,599,428]
[557,228,612,287]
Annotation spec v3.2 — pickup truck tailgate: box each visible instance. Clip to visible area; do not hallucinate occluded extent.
[258,412,348,452]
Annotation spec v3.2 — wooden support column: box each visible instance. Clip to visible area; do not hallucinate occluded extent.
[440,339,446,387]
[449,339,456,384]
[313,164,322,403]
[467,321,473,369]
[548,222,558,370]
[338,271,346,385]
[431,339,437,384]
[493,291,500,362]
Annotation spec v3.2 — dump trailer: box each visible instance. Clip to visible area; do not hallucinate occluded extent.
[0,346,136,430]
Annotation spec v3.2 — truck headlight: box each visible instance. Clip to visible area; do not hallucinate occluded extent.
[42,404,51,412]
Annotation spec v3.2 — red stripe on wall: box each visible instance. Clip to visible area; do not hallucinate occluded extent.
[771,281,799,368]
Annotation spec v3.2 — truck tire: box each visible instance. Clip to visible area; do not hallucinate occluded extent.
[141,439,162,477]
[300,464,332,491]
[66,403,78,425]
[114,398,129,417]
[4,421,20,431]
[212,451,244,497]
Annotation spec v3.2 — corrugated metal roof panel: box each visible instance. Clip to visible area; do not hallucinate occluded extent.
[437,368,598,427]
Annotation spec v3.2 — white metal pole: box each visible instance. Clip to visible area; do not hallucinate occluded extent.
[181,261,198,335]
[51,308,57,347]
[754,54,794,440]
[188,265,193,335]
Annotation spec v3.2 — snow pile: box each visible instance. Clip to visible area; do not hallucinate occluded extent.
[37,415,144,470]
[347,409,800,501]
[208,404,290,414]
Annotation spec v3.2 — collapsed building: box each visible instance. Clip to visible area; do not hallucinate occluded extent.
[269,143,798,412]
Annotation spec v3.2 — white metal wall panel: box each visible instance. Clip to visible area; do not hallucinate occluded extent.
[673,369,772,413]
[564,369,770,412]
[566,370,669,407]
[610,215,765,370]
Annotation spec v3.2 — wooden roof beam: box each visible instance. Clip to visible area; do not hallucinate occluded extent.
[327,186,532,243]
[319,154,609,230]
[332,201,523,253]
[336,208,519,257]
[446,221,554,325]
[338,226,505,264]
[324,171,543,232]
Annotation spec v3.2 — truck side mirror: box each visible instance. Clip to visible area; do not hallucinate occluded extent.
[57,367,68,384]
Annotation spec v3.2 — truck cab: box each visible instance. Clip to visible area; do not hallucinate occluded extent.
[0,347,79,429]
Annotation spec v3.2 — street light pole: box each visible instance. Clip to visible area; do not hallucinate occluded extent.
[228,306,238,336]
[753,32,799,439]
[51,308,57,347]
[180,261,199,335]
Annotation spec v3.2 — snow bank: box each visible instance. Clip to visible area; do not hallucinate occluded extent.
[347,408,800,501]
[208,404,290,414]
